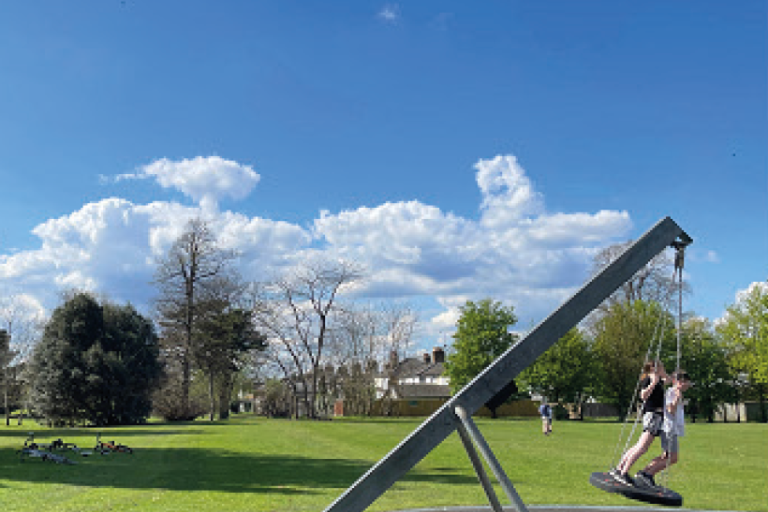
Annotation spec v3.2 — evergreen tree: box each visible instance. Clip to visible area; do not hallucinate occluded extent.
[30,293,160,426]
[194,307,266,420]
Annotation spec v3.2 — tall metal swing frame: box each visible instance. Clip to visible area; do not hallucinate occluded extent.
[324,216,692,512]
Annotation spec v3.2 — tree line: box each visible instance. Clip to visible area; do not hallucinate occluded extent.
[0,218,417,425]
[444,245,768,423]
[0,223,765,425]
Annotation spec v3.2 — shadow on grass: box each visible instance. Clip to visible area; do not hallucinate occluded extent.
[0,446,477,495]
[0,428,202,440]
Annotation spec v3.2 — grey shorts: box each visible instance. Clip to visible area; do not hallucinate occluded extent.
[660,431,679,454]
[642,411,663,437]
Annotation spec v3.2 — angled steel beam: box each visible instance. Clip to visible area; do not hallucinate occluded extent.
[455,405,527,512]
[456,423,505,512]
[324,216,692,512]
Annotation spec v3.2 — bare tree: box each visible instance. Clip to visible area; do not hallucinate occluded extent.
[324,305,379,416]
[320,302,417,416]
[380,302,417,362]
[252,258,362,419]
[0,295,44,425]
[375,303,417,415]
[591,241,687,310]
[154,218,238,418]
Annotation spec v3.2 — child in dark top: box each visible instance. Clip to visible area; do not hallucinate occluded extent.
[610,359,669,486]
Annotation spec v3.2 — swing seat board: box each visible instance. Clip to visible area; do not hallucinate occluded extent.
[589,471,683,507]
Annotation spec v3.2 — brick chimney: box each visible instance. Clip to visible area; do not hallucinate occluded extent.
[423,352,431,364]
[388,350,399,370]
[432,346,445,363]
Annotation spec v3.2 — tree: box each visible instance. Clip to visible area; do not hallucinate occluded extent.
[443,299,518,405]
[591,241,685,310]
[29,293,160,426]
[0,329,15,425]
[590,300,676,420]
[252,258,362,419]
[322,305,379,417]
[261,378,292,417]
[0,294,44,424]
[154,218,238,419]
[517,328,594,418]
[195,307,267,420]
[319,302,417,417]
[717,282,768,422]
[680,317,732,423]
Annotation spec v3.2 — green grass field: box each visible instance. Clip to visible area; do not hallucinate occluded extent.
[0,415,765,511]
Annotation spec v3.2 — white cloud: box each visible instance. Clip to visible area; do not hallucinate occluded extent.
[313,155,631,324]
[476,155,544,229]
[108,156,260,211]
[1,153,632,338]
[688,248,720,264]
[715,281,768,326]
[0,194,309,314]
[0,293,46,325]
[377,4,400,24]
[735,281,768,303]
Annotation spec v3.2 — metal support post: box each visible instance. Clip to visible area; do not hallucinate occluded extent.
[455,406,528,512]
[456,423,504,512]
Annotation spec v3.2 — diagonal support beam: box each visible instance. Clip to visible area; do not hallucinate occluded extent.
[455,405,527,512]
[456,423,505,512]
[324,216,692,512]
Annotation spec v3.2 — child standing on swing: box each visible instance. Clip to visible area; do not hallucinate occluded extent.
[634,369,691,487]
[611,359,669,486]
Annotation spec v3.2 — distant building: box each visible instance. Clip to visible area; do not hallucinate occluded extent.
[375,347,451,400]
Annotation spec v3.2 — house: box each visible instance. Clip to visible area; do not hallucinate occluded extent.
[375,347,451,400]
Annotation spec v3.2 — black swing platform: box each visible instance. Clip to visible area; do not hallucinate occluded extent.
[589,471,683,507]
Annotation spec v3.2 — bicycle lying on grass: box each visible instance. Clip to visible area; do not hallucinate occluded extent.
[18,433,78,465]
[94,433,133,454]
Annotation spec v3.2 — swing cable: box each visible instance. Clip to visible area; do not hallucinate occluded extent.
[658,241,687,484]
[610,301,670,469]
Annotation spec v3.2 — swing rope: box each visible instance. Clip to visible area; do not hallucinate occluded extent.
[610,306,669,469]
[658,242,686,486]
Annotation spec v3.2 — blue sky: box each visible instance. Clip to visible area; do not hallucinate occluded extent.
[0,1,766,349]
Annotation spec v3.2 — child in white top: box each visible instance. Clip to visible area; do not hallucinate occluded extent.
[634,369,691,488]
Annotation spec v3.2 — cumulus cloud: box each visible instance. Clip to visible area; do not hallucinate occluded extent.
[108,156,260,210]
[312,155,631,323]
[0,194,309,313]
[735,281,768,302]
[477,155,544,228]
[715,281,768,327]
[1,153,631,337]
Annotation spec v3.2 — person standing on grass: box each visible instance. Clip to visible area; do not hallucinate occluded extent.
[611,359,669,486]
[634,370,691,488]
[539,400,553,436]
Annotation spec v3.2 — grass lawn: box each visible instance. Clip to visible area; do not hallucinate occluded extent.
[0,415,765,511]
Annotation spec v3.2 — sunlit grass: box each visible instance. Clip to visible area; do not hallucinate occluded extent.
[0,415,764,511]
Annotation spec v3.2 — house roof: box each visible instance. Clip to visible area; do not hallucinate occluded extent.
[384,357,445,380]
